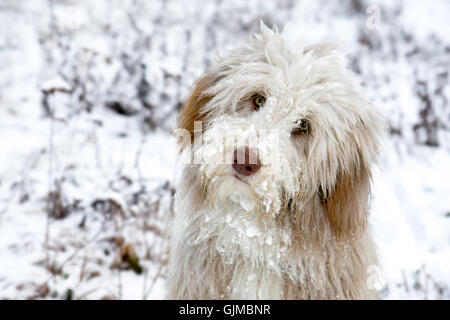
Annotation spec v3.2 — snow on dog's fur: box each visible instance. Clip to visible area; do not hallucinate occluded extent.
[167,23,386,299]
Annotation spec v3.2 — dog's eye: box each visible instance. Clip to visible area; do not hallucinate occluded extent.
[251,94,266,111]
[291,119,310,136]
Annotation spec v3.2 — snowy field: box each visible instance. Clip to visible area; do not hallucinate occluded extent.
[0,0,449,299]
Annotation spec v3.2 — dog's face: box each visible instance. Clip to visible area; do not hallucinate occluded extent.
[178,24,385,240]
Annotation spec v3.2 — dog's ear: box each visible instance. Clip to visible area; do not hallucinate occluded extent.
[317,97,384,241]
[321,151,372,242]
[177,73,217,151]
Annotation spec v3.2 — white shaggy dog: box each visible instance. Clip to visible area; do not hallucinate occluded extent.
[167,24,385,299]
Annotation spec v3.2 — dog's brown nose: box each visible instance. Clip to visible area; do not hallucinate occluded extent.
[232,147,261,176]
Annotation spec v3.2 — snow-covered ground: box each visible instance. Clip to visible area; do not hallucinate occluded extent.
[0,0,449,299]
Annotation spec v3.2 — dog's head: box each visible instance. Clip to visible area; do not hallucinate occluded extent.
[177,23,385,241]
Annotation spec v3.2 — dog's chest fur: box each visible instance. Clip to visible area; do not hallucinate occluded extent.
[168,177,378,299]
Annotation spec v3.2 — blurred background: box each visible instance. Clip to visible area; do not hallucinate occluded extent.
[0,0,449,299]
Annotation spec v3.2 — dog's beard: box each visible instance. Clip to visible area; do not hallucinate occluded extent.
[198,154,295,217]
[203,172,257,213]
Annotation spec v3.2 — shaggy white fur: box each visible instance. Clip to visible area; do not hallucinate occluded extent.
[167,23,386,299]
